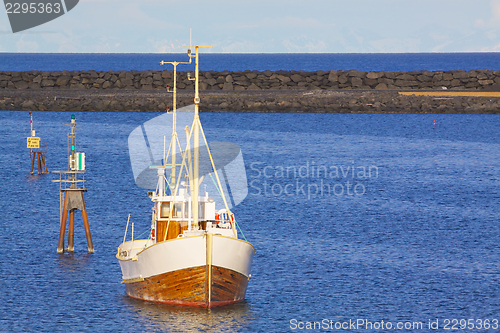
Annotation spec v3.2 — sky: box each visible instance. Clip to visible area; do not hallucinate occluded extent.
[1,0,500,53]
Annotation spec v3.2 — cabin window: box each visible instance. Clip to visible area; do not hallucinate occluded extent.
[184,202,189,218]
[160,202,182,218]
[160,203,171,218]
[173,203,182,218]
[199,203,205,219]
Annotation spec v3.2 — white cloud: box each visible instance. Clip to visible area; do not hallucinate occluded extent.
[493,0,500,23]
[282,36,327,53]
[16,38,39,52]
[146,39,188,53]
[476,0,500,27]
[112,3,179,31]
[484,42,500,51]
[429,32,450,43]
[0,0,498,53]
[219,40,266,53]
[36,30,79,52]
[259,16,334,29]
[369,38,421,53]
[431,41,454,53]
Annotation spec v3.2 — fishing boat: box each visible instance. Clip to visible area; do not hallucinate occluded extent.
[116,45,254,308]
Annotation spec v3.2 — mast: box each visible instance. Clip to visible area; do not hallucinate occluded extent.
[160,55,191,188]
[193,46,200,229]
[171,96,176,185]
[183,44,212,228]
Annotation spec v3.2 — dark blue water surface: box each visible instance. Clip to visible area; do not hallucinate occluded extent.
[0,53,499,72]
[0,110,499,332]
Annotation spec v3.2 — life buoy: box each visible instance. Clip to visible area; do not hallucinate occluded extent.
[215,209,230,226]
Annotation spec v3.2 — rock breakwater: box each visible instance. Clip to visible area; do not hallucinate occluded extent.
[2,69,500,91]
[1,89,500,114]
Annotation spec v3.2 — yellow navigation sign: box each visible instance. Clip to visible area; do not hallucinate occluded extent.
[27,137,40,149]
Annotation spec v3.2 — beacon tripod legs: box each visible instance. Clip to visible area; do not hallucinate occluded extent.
[57,189,94,254]
[30,151,49,175]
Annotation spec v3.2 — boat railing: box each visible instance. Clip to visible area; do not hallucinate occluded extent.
[117,239,152,259]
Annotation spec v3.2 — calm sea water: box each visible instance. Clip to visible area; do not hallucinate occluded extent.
[0,110,499,332]
[0,53,499,72]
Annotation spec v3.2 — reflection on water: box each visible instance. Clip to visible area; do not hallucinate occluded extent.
[55,253,93,274]
[122,296,254,332]
[26,174,46,182]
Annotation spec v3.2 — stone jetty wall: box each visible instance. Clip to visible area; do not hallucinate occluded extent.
[2,89,500,114]
[1,69,500,91]
[2,69,500,113]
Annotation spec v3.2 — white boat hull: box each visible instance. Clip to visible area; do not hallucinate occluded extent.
[117,234,254,307]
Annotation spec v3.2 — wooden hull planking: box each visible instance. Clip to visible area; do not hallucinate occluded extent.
[124,265,249,308]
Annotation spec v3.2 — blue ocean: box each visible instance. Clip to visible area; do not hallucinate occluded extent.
[1,54,500,332]
[0,52,499,72]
